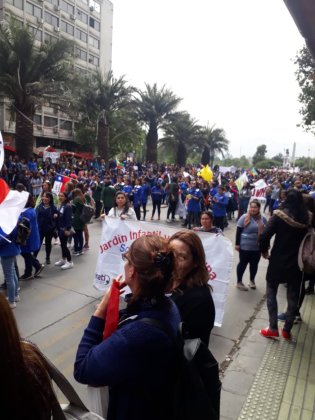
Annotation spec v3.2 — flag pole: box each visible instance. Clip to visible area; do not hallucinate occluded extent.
[0,233,11,243]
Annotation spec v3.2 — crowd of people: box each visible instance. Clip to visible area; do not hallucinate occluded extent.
[1,153,315,418]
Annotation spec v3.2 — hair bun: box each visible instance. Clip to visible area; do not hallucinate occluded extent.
[154,252,171,269]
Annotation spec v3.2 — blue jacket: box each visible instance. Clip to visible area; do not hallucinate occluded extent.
[212,193,229,217]
[140,183,150,204]
[36,204,58,235]
[0,227,20,257]
[57,203,72,237]
[74,297,180,420]
[20,208,41,253]
[187,187,203,212]
[151,185,163,202]
[132,185,142,208]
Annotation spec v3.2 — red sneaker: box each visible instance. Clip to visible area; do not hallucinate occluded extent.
[260,327,279,338]
[281,329,292,340]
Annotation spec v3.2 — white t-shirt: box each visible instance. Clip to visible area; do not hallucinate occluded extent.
[108,207,137,221]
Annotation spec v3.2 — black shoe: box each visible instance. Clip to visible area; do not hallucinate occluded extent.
[19,274,34,281]
[305,287,314,295]
[0,282,7,289]
[46,258,51,265]
[34,264,45,278]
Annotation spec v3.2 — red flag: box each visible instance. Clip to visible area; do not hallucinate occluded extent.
[0,179,29,234]
[103,280,121,340]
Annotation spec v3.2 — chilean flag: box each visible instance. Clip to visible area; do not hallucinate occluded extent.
[52,174,71,195]
[0,179,29,234]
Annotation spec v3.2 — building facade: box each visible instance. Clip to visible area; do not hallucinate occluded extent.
[0,0,113,152]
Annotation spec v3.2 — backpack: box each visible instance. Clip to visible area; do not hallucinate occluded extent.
[140,318,221,420]
[80,204,95,224]
[298,227,315,274]
[16,217,31,246]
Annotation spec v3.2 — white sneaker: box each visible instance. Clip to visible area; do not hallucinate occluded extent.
[61,261,74,270]
[9,301,16,309]
[15,295,20,302]
[55,259,66,267]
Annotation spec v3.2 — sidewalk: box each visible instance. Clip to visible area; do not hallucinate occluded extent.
[220,285,315,420]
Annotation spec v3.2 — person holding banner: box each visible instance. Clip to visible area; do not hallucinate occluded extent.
[74,235,180,420]
[106,191,137,221]
[169,231,215,345]
[235,199,267,291]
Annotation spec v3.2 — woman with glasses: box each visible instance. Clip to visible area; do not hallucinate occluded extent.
[74,235,180,420]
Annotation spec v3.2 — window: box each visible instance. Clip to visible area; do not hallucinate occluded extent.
[60,120,72,130]
[89,0,100,13]
[75,28,87,43]
[88,53,99,66]
[75,47,87,62]
[33,115,42,124]
[44,11,59,27]
[44,32,58,43]
[88,35,99,49]
[89,17,100,31]
[44,116,58,128]
[60,0,74,15]
[8,0,23,9]
[77,9,88,24]
[46,0,59,6]
[60,20,74,35]
[28,26,42,41]
[25,2,42,18]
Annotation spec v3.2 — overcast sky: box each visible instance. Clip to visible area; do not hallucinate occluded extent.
[111,0,314,159]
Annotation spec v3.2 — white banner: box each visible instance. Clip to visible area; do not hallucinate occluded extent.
[251,179,267,201]
[43,151,60,163]
[94,219,233,327]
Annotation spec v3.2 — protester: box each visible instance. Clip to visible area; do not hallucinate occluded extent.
[166,176,179,222]
[0,294,56,418]
[101,178,116,215]
[212,186,229,231]
[169,230,215,345]
[151,181,163,220]
[185,180,203,229]
[20,195,44,280]
[55,191,74,270]
[259,190,309,340]
[235,199,267,291]
[106,191,137,220]
[193,210,223,234]
[71,188,86,256]
[238,182,251,219]
[132,178,143,220]
[74,235,180,420]
[34,192,58,265]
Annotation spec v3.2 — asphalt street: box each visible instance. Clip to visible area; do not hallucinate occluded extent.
[11,203,269,406]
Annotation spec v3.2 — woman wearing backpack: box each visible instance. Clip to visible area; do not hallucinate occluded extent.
[169,230,215,346]
[259,189,309,341]
[74,235,180,420]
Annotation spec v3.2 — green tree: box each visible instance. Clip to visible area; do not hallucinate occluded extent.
[254,159,281,169]
[160,112,200,166]
[295,46,315,130]
[220,155,250,168]
[134,83,181,162]
[272,153,283,163]
[198,125,229,166]
[0,19,73,159]
[252,144,267,165]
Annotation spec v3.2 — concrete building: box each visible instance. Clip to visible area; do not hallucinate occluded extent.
[0,0,113,153]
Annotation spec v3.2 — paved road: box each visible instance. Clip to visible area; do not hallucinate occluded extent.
[11,203,269,405]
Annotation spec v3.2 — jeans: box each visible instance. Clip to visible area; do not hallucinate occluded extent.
[237,250,261,283]
[1,256,18,303]
[21,252,41,276]
[73,229,84,252]
[266,281,301,332]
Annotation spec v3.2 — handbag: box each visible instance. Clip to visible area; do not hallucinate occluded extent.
[38,350,105,420]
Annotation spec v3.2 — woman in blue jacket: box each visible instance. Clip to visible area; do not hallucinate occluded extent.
[0,227,20,309]
[212,186,229,231]
[150,181,163,220]
[20,195,43,280]
[34,192,58,265]
[55,191,73,270]
[74,235,180,420]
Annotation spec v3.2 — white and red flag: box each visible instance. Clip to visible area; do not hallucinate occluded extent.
[0,179,29,234]
[52,174,71,195]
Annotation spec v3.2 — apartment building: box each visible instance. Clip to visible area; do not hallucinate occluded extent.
[0,0,113,152]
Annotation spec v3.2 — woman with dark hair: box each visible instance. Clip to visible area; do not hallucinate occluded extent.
[193,210,223,234]
[20,194,44,280]
[169,230,215,345]
[235,199,267,291]
[106,191,137,220]
[74,235,180,420]
[0,294,56,418]
[35,192,58,265]
[259,189,310,340]
[55,191,73,270]
[71,188,86,256]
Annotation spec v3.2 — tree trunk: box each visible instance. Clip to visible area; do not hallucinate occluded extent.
[201,146,210,166]
[177,141,187,166]
[145,123,158,162]
[15,107,34,160]
[97,118,109,165]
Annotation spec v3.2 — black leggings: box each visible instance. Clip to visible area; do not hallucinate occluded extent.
[167,202,177,220]
[34,231,54,260]
[134,206,141,221]
[60,235,71,262]
[237,249,261,283]
[152,201,161,218]
[142,203,147,220]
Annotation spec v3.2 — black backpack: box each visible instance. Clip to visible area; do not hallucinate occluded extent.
[16,217,31,246]
[80,204,95,224]
[140,318,221,420]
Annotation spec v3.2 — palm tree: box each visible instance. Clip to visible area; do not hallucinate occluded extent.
[77,70,132,162]
[0,19,73,159]
[198,125,229,167]
[160,112,201,166]
[134,83,181,162]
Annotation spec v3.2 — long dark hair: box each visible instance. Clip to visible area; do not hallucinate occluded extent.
[114,191,130,216]
[282,189,308,224]
[0,294,55,419]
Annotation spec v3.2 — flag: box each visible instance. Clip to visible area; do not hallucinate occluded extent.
[0,179,29,234]
[116,159,124,170]
[52,174,71,195]
[197,165,213,182]
[250,167,258,176]
[0,131,4,171]
[235,172,249,192]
